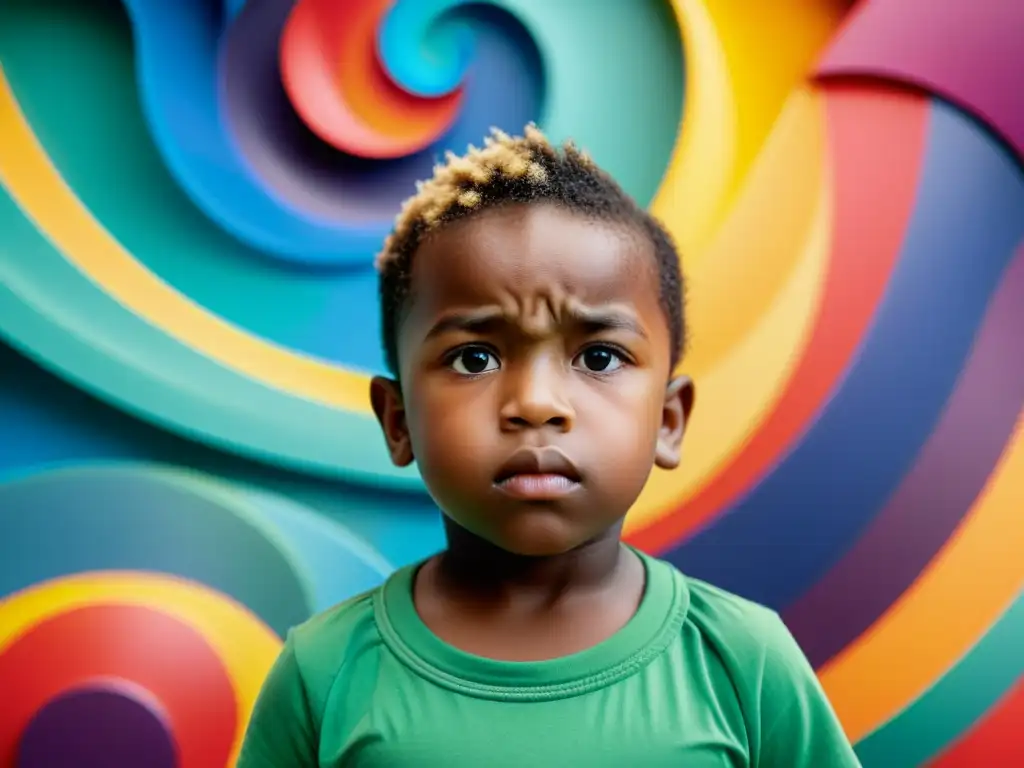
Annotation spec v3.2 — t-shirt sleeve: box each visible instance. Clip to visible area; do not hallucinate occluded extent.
[236,630,319,768]
[756,615,862,768]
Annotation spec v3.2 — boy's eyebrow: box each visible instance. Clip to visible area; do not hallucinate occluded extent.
[424,308,506,340]
[425,305,647,340]
[568,306,648,339]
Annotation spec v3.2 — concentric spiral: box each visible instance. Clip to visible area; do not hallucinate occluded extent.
[0,467,392,765]
[0,0,1021,765]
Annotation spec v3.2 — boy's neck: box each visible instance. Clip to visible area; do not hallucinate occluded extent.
[433,520,630,603]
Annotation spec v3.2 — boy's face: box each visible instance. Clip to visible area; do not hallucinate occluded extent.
[371,204,694,556]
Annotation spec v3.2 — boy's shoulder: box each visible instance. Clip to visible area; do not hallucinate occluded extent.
[655,562,862,766]
[286,584,383,696]
[649,554,787,647]
[291,584,380,649]
[683,571,784,641]
[652,557,808,680]
[664,560,821,705]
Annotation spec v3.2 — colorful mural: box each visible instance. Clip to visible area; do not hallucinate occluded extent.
[1,0,1022,765]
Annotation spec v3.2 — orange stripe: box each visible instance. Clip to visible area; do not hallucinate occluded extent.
[625,88,830,534]
[629,84,930,550]
[818,412,1024,741]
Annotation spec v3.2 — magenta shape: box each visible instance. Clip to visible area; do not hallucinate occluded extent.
[817,0,1024,162]
[16,685,176,768]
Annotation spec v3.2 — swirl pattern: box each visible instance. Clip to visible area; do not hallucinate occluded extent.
[0,466,392,765]
[0,0,1021,765]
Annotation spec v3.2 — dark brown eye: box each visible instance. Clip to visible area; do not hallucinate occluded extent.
[573,346,624,373]
[450,347,499,375]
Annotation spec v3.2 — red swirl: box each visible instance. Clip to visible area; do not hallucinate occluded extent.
[280,0,462,159]
[0,604,237,768]
[931,679,1024,766]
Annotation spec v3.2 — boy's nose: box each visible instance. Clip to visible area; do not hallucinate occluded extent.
[499,360,575,432]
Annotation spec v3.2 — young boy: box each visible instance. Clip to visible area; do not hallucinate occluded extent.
[237,126,862,767]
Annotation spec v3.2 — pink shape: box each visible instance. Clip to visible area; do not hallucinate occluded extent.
[817,0,1024,162]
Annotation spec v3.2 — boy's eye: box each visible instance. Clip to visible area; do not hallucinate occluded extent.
[450,347,500,375]
[573,346,624,373]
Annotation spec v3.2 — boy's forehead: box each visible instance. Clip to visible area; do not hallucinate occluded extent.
[410,204,658,313]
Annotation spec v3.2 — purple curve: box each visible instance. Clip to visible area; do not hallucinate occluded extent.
[818,0,1024,162]
[784,242,1024,668]
[219,0,437,222]
[16,684,177,768]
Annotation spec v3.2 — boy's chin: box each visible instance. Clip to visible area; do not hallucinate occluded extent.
[481,515,600,558]
[494,539,577,558]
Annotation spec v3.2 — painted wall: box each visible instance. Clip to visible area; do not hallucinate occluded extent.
[1,0,1022,765]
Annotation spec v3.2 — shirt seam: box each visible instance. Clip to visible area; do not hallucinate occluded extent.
[373,569,687,702]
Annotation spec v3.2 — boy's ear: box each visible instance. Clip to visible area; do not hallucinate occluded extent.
[654,375,695,470]
[370,376,414,467]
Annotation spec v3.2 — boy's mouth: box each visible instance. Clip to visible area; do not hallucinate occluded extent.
[494,447,582,500]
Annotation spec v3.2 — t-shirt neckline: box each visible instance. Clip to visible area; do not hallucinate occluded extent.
[374,547,689,701]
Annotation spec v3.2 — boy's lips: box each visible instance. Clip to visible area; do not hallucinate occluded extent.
[493,447,582,500]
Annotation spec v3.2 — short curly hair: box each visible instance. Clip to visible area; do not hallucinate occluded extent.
[376,124,685,376]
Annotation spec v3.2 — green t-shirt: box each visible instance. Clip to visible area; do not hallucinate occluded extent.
[238,550,861,767]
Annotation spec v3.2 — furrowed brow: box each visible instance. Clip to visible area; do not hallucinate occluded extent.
[424,308,506,340]
[569,306,648,339]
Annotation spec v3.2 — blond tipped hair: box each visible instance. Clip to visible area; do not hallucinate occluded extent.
[376,124,684,376]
